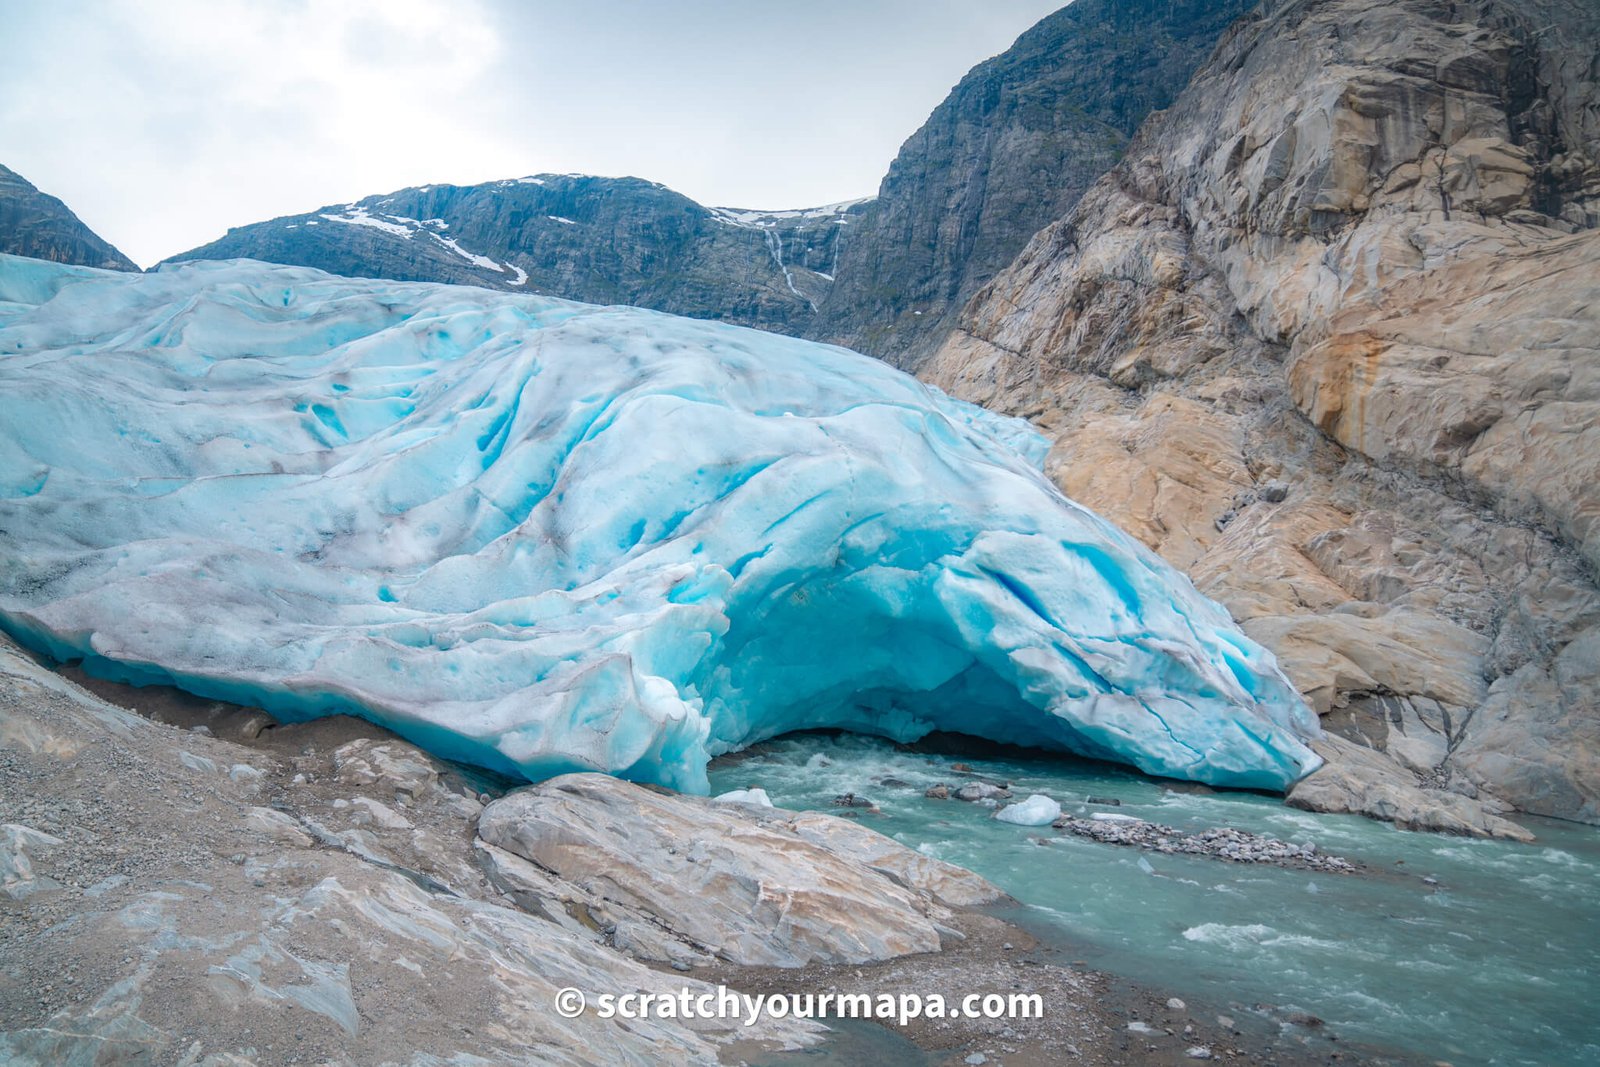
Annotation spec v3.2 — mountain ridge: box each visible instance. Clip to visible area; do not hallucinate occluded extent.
[0,163,137,271]
[162,173,872,334]
[803,0,1263,367]
[158,0,1256,351]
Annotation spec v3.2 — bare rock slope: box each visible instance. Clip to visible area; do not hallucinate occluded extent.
[2,633,1264,1066]
[806,0,1259,368]
[923,0,1600,833]
[0,629,1016,1064]
[0,634,819,1065]
[0,163,136,271]
[165,174,868,335]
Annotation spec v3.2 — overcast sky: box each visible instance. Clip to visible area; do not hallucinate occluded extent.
[2,0,1065,267]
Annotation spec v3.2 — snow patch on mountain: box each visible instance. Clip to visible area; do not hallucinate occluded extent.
[708,198,874,230]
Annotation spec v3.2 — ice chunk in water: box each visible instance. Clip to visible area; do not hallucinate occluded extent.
[995,794,1061,826]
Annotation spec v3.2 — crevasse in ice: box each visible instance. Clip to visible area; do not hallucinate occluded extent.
[0,255,1321,792]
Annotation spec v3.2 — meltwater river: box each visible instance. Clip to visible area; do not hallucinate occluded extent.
[710,734,1600,1066]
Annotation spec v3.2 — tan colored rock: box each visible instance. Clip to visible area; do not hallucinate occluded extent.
[1045,395,1251,571]
[477,774,1000,968]
[242,806,314,848]
[1240,611,1488,717]
[332,737,440,799]
[924,0,1600,828]
[1291,230,1600,574]
[1189,498,1359,623]
[1288,736,1532,841]
[1443,137,1535,215]
[783,812,1002,909]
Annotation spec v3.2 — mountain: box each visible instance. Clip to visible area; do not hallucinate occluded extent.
[920,0,1600,832]
[77,0,1600,834]
[803,0,1261,368]
[164,174,870,334]
[0,163,136,270]
[162,0,1255,350]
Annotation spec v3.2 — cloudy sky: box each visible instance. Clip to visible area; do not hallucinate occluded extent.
[2,0,1064,267]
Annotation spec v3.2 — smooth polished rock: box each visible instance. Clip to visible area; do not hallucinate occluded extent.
[477,773,1001,968]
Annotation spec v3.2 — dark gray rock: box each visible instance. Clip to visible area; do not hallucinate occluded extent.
[163,174,870,335]
[953,782,1012,802]
[0,163,136,270]
[804,0,1259,369]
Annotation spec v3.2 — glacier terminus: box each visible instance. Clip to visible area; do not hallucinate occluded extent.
[0,254,1321,793]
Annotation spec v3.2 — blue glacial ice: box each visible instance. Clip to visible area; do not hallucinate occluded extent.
[0,254,1321,792]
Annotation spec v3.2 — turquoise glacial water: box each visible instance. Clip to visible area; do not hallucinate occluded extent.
[709,733,1600,1067]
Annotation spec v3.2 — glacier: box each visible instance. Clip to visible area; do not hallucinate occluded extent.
[0,254,1321,793]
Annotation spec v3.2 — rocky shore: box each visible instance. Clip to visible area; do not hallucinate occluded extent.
[915,768,1359,872]
[0,634,1422,1066]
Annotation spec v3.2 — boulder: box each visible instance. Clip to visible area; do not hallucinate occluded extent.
[477,774,1000,968]
[1288,736,1533,841]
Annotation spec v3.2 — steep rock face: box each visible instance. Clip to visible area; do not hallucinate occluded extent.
[165,174,870,334]
[0,163,136,271]
[924,0,1600,830]
[805,0,1259,369]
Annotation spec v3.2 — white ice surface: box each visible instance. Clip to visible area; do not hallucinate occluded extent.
[995,795,1062,826]
[0,255,1319,793]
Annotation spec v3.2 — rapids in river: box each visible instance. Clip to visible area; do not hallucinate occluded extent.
[711,733,1600,1066]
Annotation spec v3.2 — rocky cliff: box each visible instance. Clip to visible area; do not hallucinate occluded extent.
[0,163,136,271]
[923,0,1600,833]
[165,174,869,334]
[163,0,1258,353]
[804,0,1261,369]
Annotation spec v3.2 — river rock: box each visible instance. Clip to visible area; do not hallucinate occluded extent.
[954,782,1013,802]
[1050,811,1358,872]
[477,774,1000,968]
